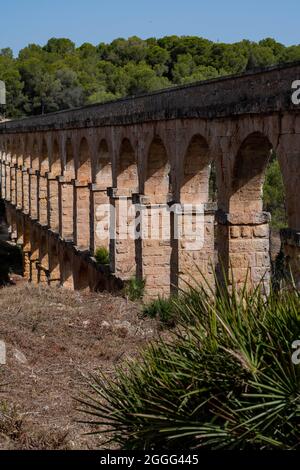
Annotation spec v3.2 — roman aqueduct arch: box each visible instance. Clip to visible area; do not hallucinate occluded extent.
[1,62,300,298]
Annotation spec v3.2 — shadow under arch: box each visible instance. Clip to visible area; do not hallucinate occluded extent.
[29,139,39,219]
[117,138,138,191]
[180,134,211,204]
[51,139,61,177]
[145,136,170,204]
[94,139,112,186]
[65,137,75,181]
[77,137,91,184]
[61,251,74,290]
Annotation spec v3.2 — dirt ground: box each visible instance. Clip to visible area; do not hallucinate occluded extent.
[0,280,160,449]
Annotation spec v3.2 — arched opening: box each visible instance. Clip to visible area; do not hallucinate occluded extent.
[112,138,138,279]
[29,140,39,219]
[180,135,210,204]
[23,136,30,168]
[223,132,274,290]
[59,137,75,240]
[117,139,138,191]
[5,139,11,163]
[38,139,49,226]
[40,139,49,175]
[230,133,272,214]
[263,151,287,289]
[65,138,75,181]
[95,139,112,187]
[50,140,61,177]
[47,140,60,231]
[77,137,91,184]
[92,139,112,254]
[177,135,215,291]
[21,138,30,213]
[142,137,171,298]
[11,140,17,166]
[31,140,39,171]
[16,139,23,168]
[145,137,170,204]
[75,137,91,250]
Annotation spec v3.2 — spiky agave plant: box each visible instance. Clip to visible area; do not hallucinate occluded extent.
[77,270,300,450]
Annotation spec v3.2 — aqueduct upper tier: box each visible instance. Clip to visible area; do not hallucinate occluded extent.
[1,62,300,297]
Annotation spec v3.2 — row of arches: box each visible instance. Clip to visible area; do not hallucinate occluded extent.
[0,133,216,203]
[0,120,296,297]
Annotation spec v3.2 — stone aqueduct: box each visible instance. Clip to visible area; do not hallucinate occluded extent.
[1,62,300,298]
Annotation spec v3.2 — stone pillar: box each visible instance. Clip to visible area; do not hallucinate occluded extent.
[10,164,17,205]
[16,165,23,209]
[5,164,11,201]
[110,188,137,280]
[23,251,31,280]
[217,210,271,291]
[90,184,110,255]
[47,173,59,232]
[177,202,216,292]
[38,172,48,226]
[59,247,74,290]
[74,181,90,251]
[58,177,74,240]
[137,195,172,299]
[22,168,30,214]
[29,169,38,220]
[30,251,39,283]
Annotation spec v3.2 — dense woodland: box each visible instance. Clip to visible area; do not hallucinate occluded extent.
[0,35,300,117]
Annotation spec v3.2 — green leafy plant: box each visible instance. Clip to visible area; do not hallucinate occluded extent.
[78,271,300,450]
[95,246,110,266]
[124,277,145,301]
[143,296,177,326]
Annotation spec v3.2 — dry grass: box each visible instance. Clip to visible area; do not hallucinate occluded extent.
[0,281,159,449]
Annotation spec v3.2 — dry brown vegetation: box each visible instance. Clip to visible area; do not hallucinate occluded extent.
[0,281,159,449]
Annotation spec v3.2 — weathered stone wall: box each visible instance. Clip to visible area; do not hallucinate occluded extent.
[1,63,300,297]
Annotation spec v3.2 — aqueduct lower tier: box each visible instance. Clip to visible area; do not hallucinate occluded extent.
[1,62,300,297]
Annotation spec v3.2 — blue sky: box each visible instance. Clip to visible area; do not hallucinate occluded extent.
[1,0,299,55]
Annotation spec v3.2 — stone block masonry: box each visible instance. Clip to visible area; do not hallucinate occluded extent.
[1,62,300,298]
